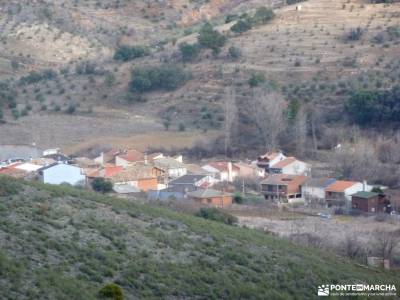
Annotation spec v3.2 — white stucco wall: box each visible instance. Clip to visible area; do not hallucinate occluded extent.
[344,183,372,200]
[168,168,187,178]
[115,156,130,167]
[303,186,325,200]
[42,164,86,186]
[282,161,309,175]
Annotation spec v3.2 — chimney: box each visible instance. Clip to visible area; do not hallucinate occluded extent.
[363,180,367,191]
[144,153,148,165]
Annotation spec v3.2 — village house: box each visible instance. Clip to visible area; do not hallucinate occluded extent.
[187,189,233,208]
[15,162,43,173]
[87,165,124,181]
[154,157,187,179]
[269,157,310,176]
[233,162,265,178]
[42,148,61,156]
[0,163,28,178]
[38,163,86,186]
[302,178,337,205]
[94,148,122,166]
[113,184,140,195]
[256,151,286,171]
[147,152,164,162]
[74,157,100,169]
[325,180,372,209]
[351,191,390,213]
[110,163,165,192]
[148,185,188,201]
[201,162,239,182]
[43,153,72,164]
[115,149,145,167]
[260,174,307,203]
[167,174,215,193]
[185,163,210,175]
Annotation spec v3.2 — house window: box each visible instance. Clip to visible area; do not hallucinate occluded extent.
[207,198,212,204]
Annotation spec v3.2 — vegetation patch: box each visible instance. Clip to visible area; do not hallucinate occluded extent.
[0,179,398,299]
[113,45,150,62]
[130,65,189,93]
[195,208,238,225]
[346,85,400,126]
[0,176,22,196]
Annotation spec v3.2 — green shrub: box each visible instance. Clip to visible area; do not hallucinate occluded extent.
[252,7,275,25]
[130,65,189,93]
[248,72,266,87]
[19,69,57,85]
[231,19,252,34]
[0,176,21,196]
[92,178,113,194]
[345,27,364,41]
[99,283,124,300]
[75,61,98,75]
[0,81,17,109]
[233,193,244,204]
[195,208,238,225]
[225,14,239,23]
[163,120,171,131]
[104,73,116,87]
[66,104,76,114]
[198,23,227,54]
[113,46,149,62]
[178,123,186,131]
[228,46,242,59]
[179,42,200,62]
[346,86,400,126]
[11,109,20,120]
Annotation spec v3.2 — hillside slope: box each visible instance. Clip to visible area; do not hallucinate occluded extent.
[0,176,399,299]
[0,0,399,151]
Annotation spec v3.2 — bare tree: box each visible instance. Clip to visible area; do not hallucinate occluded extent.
[223,86,237,157]
[333,139,379,181]
[251,87,286,151]
[293,107,307,158]
[342,234,362,258]
[373,229,399,260]
[307,105,324,156]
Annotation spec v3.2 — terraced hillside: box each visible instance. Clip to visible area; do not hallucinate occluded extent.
[0,176,399,299]
[0,0,399,152]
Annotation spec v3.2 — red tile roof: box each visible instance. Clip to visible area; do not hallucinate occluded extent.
[88,166,124,178]
[270,157,297,169]
[104,166,124,177]
[117,149,144,163]
[325,180,358,193]
[0,163,26,178]
[110,164,157,183]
